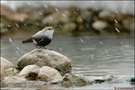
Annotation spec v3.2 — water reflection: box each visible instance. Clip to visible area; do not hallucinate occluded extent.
[1,34,134,89]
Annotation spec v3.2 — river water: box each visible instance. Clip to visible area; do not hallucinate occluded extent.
[1,33,134,89]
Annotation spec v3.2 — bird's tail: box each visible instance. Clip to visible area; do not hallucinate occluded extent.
[22,38,33,43]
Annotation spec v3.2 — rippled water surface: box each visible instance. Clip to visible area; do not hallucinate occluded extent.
[1,33,134,89]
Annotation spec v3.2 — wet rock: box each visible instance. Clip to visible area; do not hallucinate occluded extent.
[42,10,71,25]
[63,22,77,32]
[17,49,72,76]
[1,5,28,22]
[92,75,116,83]
[2,76,27,85]
[99,10,113,18]
[47,78,63,85]
[122,16,134,31]
[61,73,92,87]
[17,6,41,20]
[38,66,62,82]
[4,68,19,77]
[92,20,108,30]
[18,65,40,80]
[1,57,14,80]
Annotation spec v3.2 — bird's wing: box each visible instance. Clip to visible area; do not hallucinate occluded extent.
[32,30,46,38]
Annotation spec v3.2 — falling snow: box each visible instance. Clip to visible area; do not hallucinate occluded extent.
[62,13,66,17]
[8,37,13,43]
[55,8,59,12]
[59,25,63,28]
[99,41,103,44]
[105,49,108,53]
[27,2,31,5]
[80,38,84,43]
[15,23,19,28]
[16,46,20,50]
[49,16,53,20]
[39,12,43,15]
[44,4,48,8]
[24,23,27,26]
[7,24,11,27]
[5,28,8,31]
[114,10,119,14]
[59,48,63,51]
[114,19,118,23]
[115,27,120,33]
[122,9,126,13]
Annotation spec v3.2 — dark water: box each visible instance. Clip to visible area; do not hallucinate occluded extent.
[1,34,134,89]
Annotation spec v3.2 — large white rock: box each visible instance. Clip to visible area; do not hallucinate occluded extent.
[92,20,108,30]
[1,57,14,80]
[18,65,40,80]
[38,66,62,82]
[17,49,72,75]
[2,76,27,85]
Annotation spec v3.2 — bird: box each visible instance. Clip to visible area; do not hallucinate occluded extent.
[22,27,55,48]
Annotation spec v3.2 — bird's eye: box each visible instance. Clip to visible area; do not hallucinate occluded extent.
[48,28,52,30]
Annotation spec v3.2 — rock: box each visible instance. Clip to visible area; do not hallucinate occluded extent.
[5,68,19,76]
[17,6,41,20]
[1,5,28,22]
[61,73,92,87]
[1,57,14,80]
[122,16,134,31]
[18,65,40,80]
[38,66,62,82]
[2,76,27,85]
[47,78,63,85]
[17,49,72,76]
[92,20,108,30]
[63,22,77,32]
[42,10,71,25]
[92,75,116,83]
[99,10,113,18]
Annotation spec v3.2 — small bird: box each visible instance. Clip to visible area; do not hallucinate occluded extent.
[22,27,55,48]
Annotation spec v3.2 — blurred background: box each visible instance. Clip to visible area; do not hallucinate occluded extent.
[1,1,134,89]
[1,1,134,35]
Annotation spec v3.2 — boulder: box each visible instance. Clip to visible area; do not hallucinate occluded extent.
[99,10,113,18]
[122,16,134,31]
[61,73,92,87]
[92,20,108,30]
[5,68,19,76]
[38,66,62,82]
[1,5,28,22]
[17,49,72,76]
[63,22,77,32]
[42,10,70,25]
[18,65,40,80]
[1,57,14,80]
[2,76,27,85]
[90,74,116,83]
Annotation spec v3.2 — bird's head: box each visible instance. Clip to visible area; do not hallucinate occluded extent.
[42,27,54,31]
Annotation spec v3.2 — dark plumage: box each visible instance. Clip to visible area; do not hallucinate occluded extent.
[22,27,54,48]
